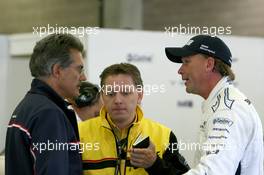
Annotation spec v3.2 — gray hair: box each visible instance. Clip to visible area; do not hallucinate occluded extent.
[29,33,84,78]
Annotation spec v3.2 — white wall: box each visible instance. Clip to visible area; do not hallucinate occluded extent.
[0,36,9,153]
[1,30,264,168]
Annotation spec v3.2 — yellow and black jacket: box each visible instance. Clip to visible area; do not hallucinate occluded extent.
[78,106,189,175]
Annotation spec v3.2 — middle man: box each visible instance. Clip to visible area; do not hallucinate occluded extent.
[78,63,189,175]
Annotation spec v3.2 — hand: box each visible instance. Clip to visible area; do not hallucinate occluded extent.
[129,141,157,168]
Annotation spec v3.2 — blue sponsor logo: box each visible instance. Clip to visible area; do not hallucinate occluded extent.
[213,118,233,127]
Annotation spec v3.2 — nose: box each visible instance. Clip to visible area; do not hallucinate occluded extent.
[178,65,183,75]
[114,93,123,104]
[80,72,87,81]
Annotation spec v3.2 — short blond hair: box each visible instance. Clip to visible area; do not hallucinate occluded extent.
[201,54,235,80]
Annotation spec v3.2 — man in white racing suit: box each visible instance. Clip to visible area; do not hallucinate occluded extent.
[165,34,263,175]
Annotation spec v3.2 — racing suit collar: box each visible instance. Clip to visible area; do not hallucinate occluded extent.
[201,77,230,113]
[100,105,144,129]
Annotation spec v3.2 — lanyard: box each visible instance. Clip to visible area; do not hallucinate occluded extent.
[106,117,133,175]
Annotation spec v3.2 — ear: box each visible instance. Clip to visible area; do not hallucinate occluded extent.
[137,91,143,105]
[206,57,215,72]
[51,64,62,78]
[100,92,106,105]
[99,93,104,105]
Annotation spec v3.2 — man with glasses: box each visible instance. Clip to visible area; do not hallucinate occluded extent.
[5,33,86,175]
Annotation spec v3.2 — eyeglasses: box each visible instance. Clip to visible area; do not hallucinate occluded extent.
[72,64,85,74]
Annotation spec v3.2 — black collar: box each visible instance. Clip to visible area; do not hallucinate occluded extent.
[28,78,79,140]
[29,78,69,110]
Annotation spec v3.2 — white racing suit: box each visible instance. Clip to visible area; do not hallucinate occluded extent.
[184,77,263,175]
